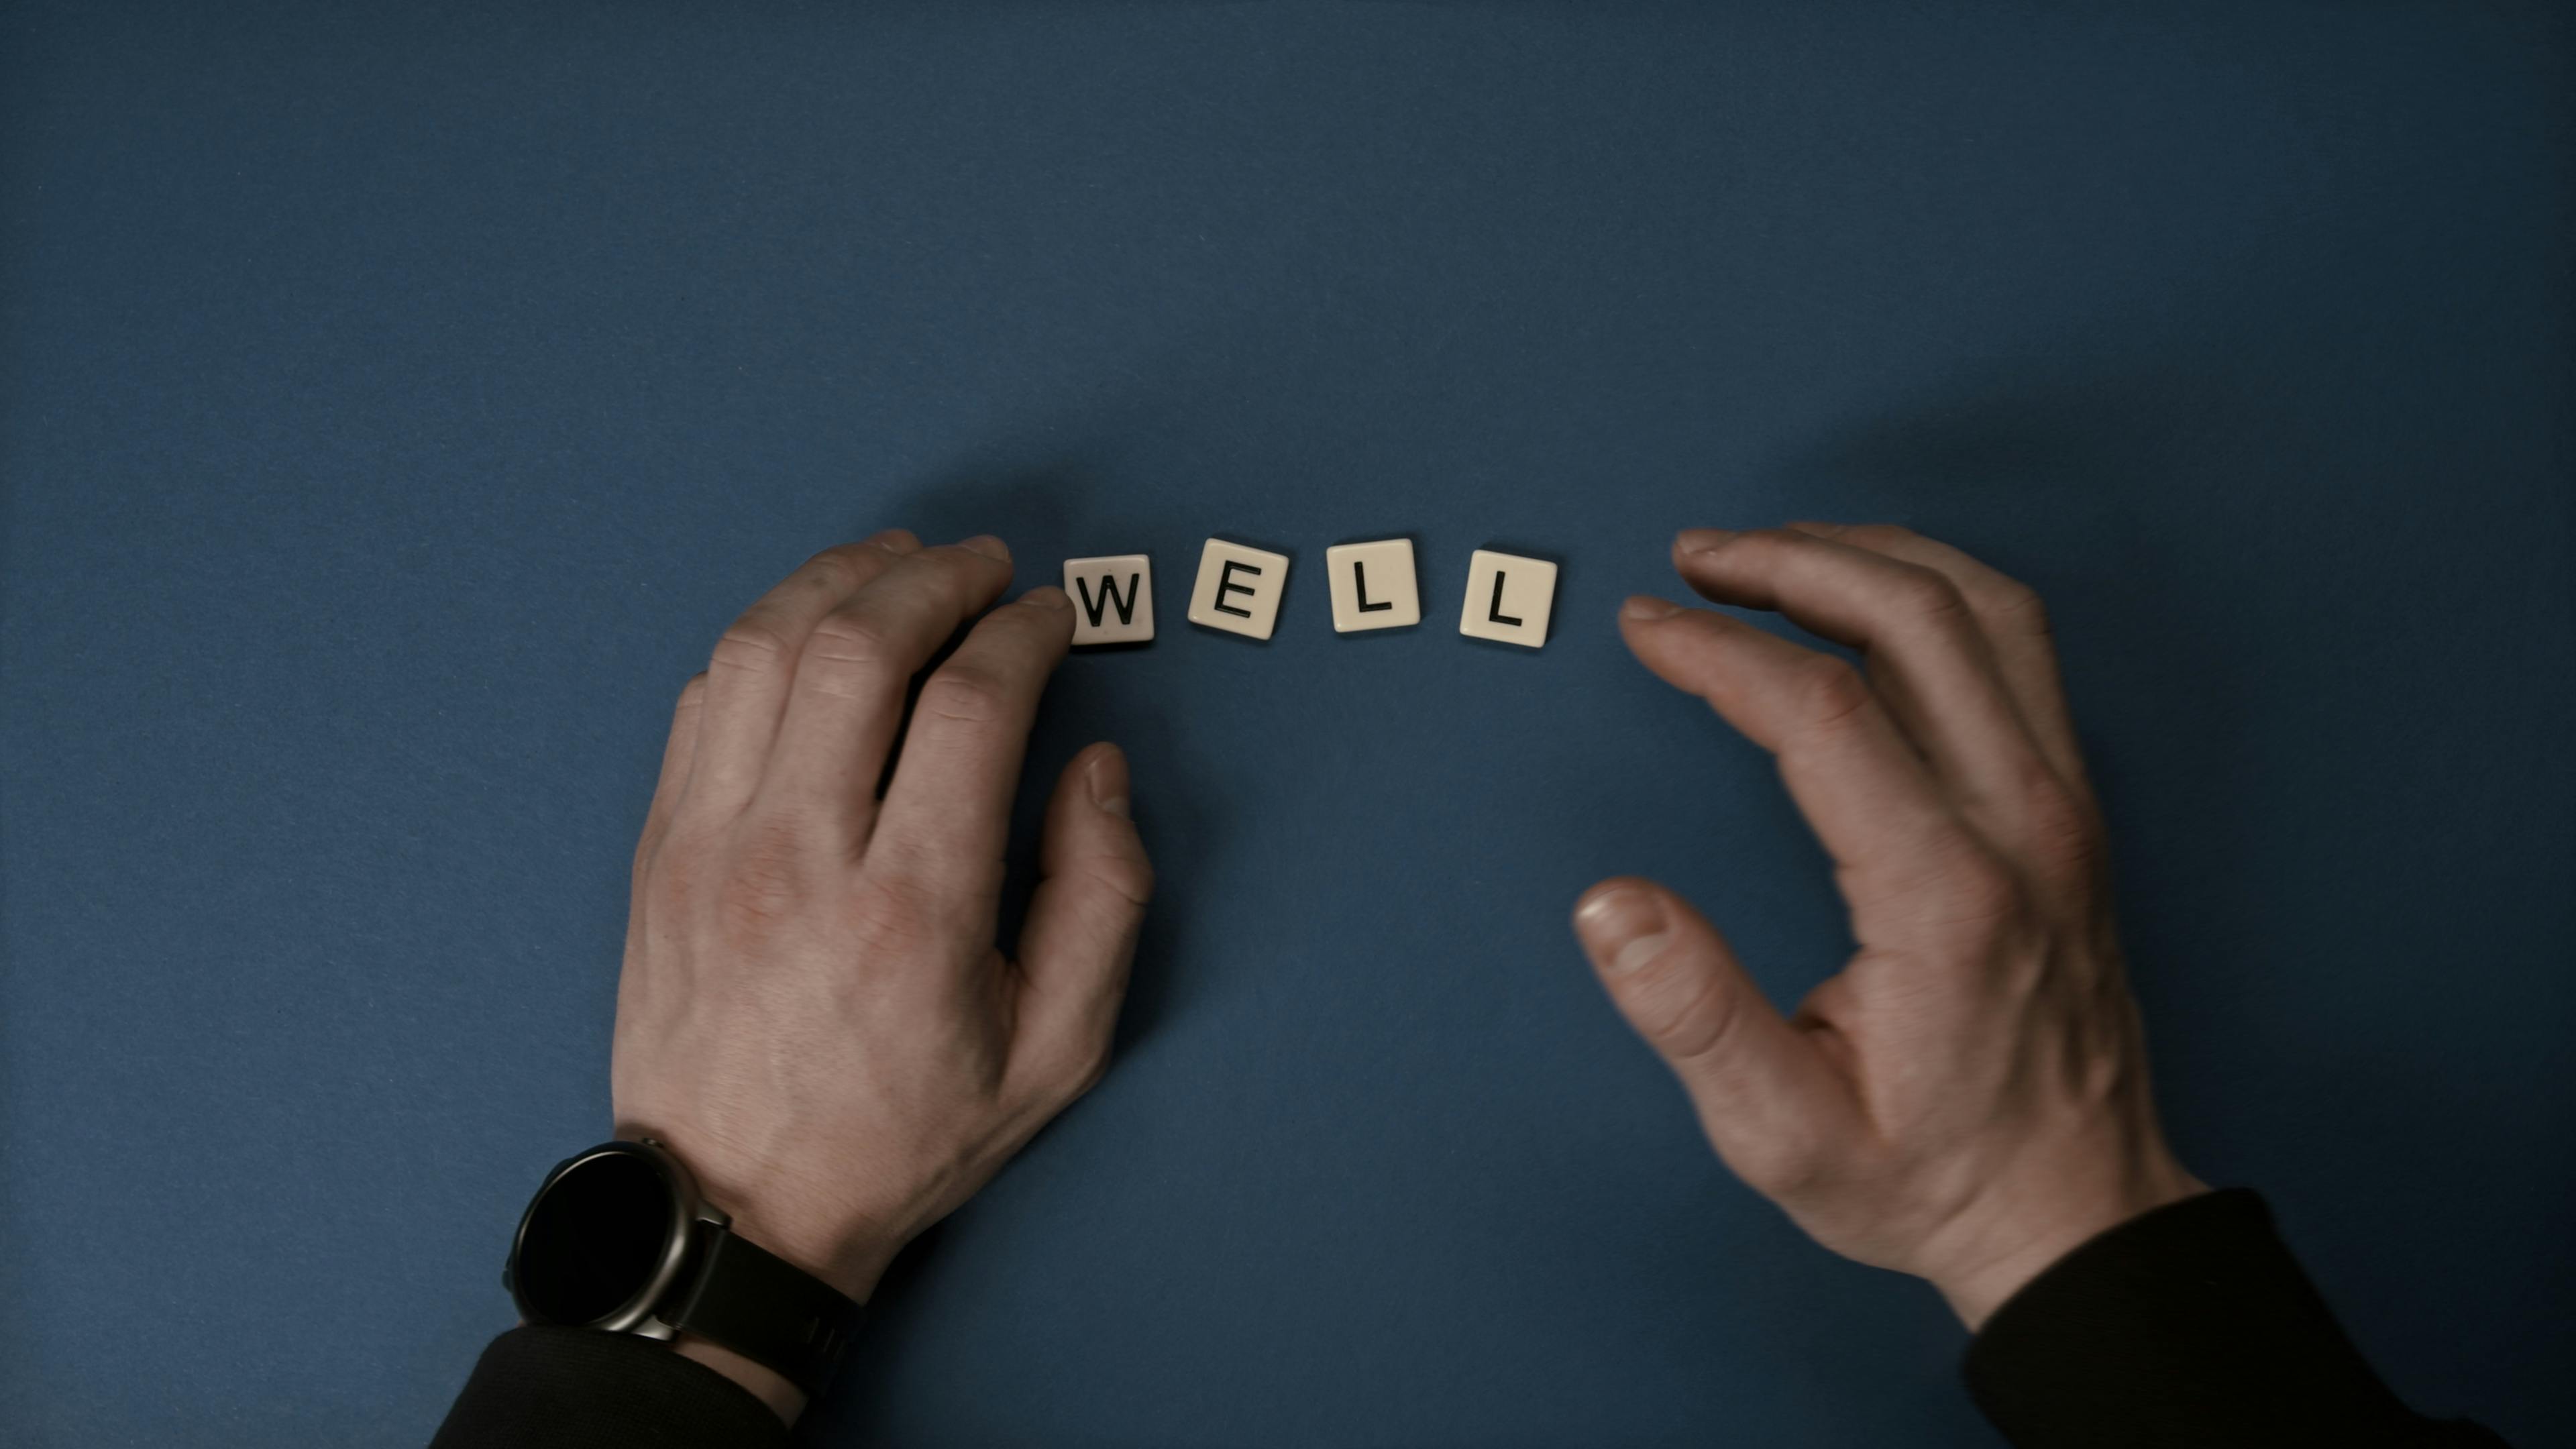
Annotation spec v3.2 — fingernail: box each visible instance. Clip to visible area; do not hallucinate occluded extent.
[1621,595,1682,621]
[1085,745,1131,818]
[961,535,1011,563]
[1576,886,1669,974]
[869,529,922,554]
[1676,527,1736,555]
[1020,585,1071,609]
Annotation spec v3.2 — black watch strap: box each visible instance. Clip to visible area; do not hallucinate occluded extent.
[665,1220,859,1395]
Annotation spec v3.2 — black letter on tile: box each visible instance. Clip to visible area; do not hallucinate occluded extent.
[1075,573,1139,628]
[1354,560,1391,612]
[1486,570,1523,627]
[1216,559,1261,618]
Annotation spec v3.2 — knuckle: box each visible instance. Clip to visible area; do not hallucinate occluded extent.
[1932,850,2027,935]
[709,621,790,678]
[1739,1134,1833,1201]
[1078,853,1155,910]
[2019,770,2101,879]
[847,875,943,951]
[1634,966,1741,1063]
[1024,1036,1114,1114]
[632,818,674,878]
[917,665,1012,727]
[716,819,814,934]
[796,548,863,594]
[1114,853,1157,907]
[1067,1037,1115,1099]
[1792,655,1874,733]
[1979,578,2052,637]
[1888,566,1972,627]
[639,826,711,909]
[802,612,898,668]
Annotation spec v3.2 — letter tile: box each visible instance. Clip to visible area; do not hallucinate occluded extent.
[1457,548,1556,649]
[1324,539,1420,633]
[1063,554,1155,645]
[1186,539,1291,641]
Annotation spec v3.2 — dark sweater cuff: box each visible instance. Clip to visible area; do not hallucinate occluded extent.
[429,1326,790,1449]
[1962,1188,2498,1448]
[1957,1185,2504,1444]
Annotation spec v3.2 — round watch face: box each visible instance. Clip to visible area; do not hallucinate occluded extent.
[511,1145,683,1327]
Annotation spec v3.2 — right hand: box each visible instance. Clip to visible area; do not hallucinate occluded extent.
[1573,523,2204,1330]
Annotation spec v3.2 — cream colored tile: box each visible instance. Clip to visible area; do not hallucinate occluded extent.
[1458,549,1557,648]
[1185,539,1291,641]
[1324,538,1420,633]
[1062,554,1155,645]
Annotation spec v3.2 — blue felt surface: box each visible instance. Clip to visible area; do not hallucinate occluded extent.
[3,3,2570,1445]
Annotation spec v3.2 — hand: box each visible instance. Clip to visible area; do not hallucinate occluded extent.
[1574,523,2203,1330]
[612,531,1152,1410]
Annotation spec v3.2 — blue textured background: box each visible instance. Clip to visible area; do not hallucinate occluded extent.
[3,3,2569,1445]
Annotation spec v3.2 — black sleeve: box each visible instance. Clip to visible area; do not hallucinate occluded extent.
[1962,1188,2506,1448]
[428,1326,789,1449]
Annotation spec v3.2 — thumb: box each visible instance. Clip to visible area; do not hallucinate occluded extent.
[1574,877,1851,1197]
[1008,743,1154,1107]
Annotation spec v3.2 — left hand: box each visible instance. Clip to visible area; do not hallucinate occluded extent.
[611,530,1152,1407]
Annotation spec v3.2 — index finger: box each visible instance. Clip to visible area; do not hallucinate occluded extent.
[1783,522,2092,802]
[1618,597,1972,896]
[868,586,1077,921]
[684,532,920,817]
[752,539,1018,844]
[1671,528,2050,830]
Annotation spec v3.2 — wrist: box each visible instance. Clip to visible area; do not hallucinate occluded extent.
[706,1187,902,1305]
[674,1334,806,1424]
[510,1138,875,1416]
[1932,1156,2208,1330]
[614,1126,903,1303]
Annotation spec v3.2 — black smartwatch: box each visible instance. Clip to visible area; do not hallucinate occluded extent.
[504,1138,859,1395]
